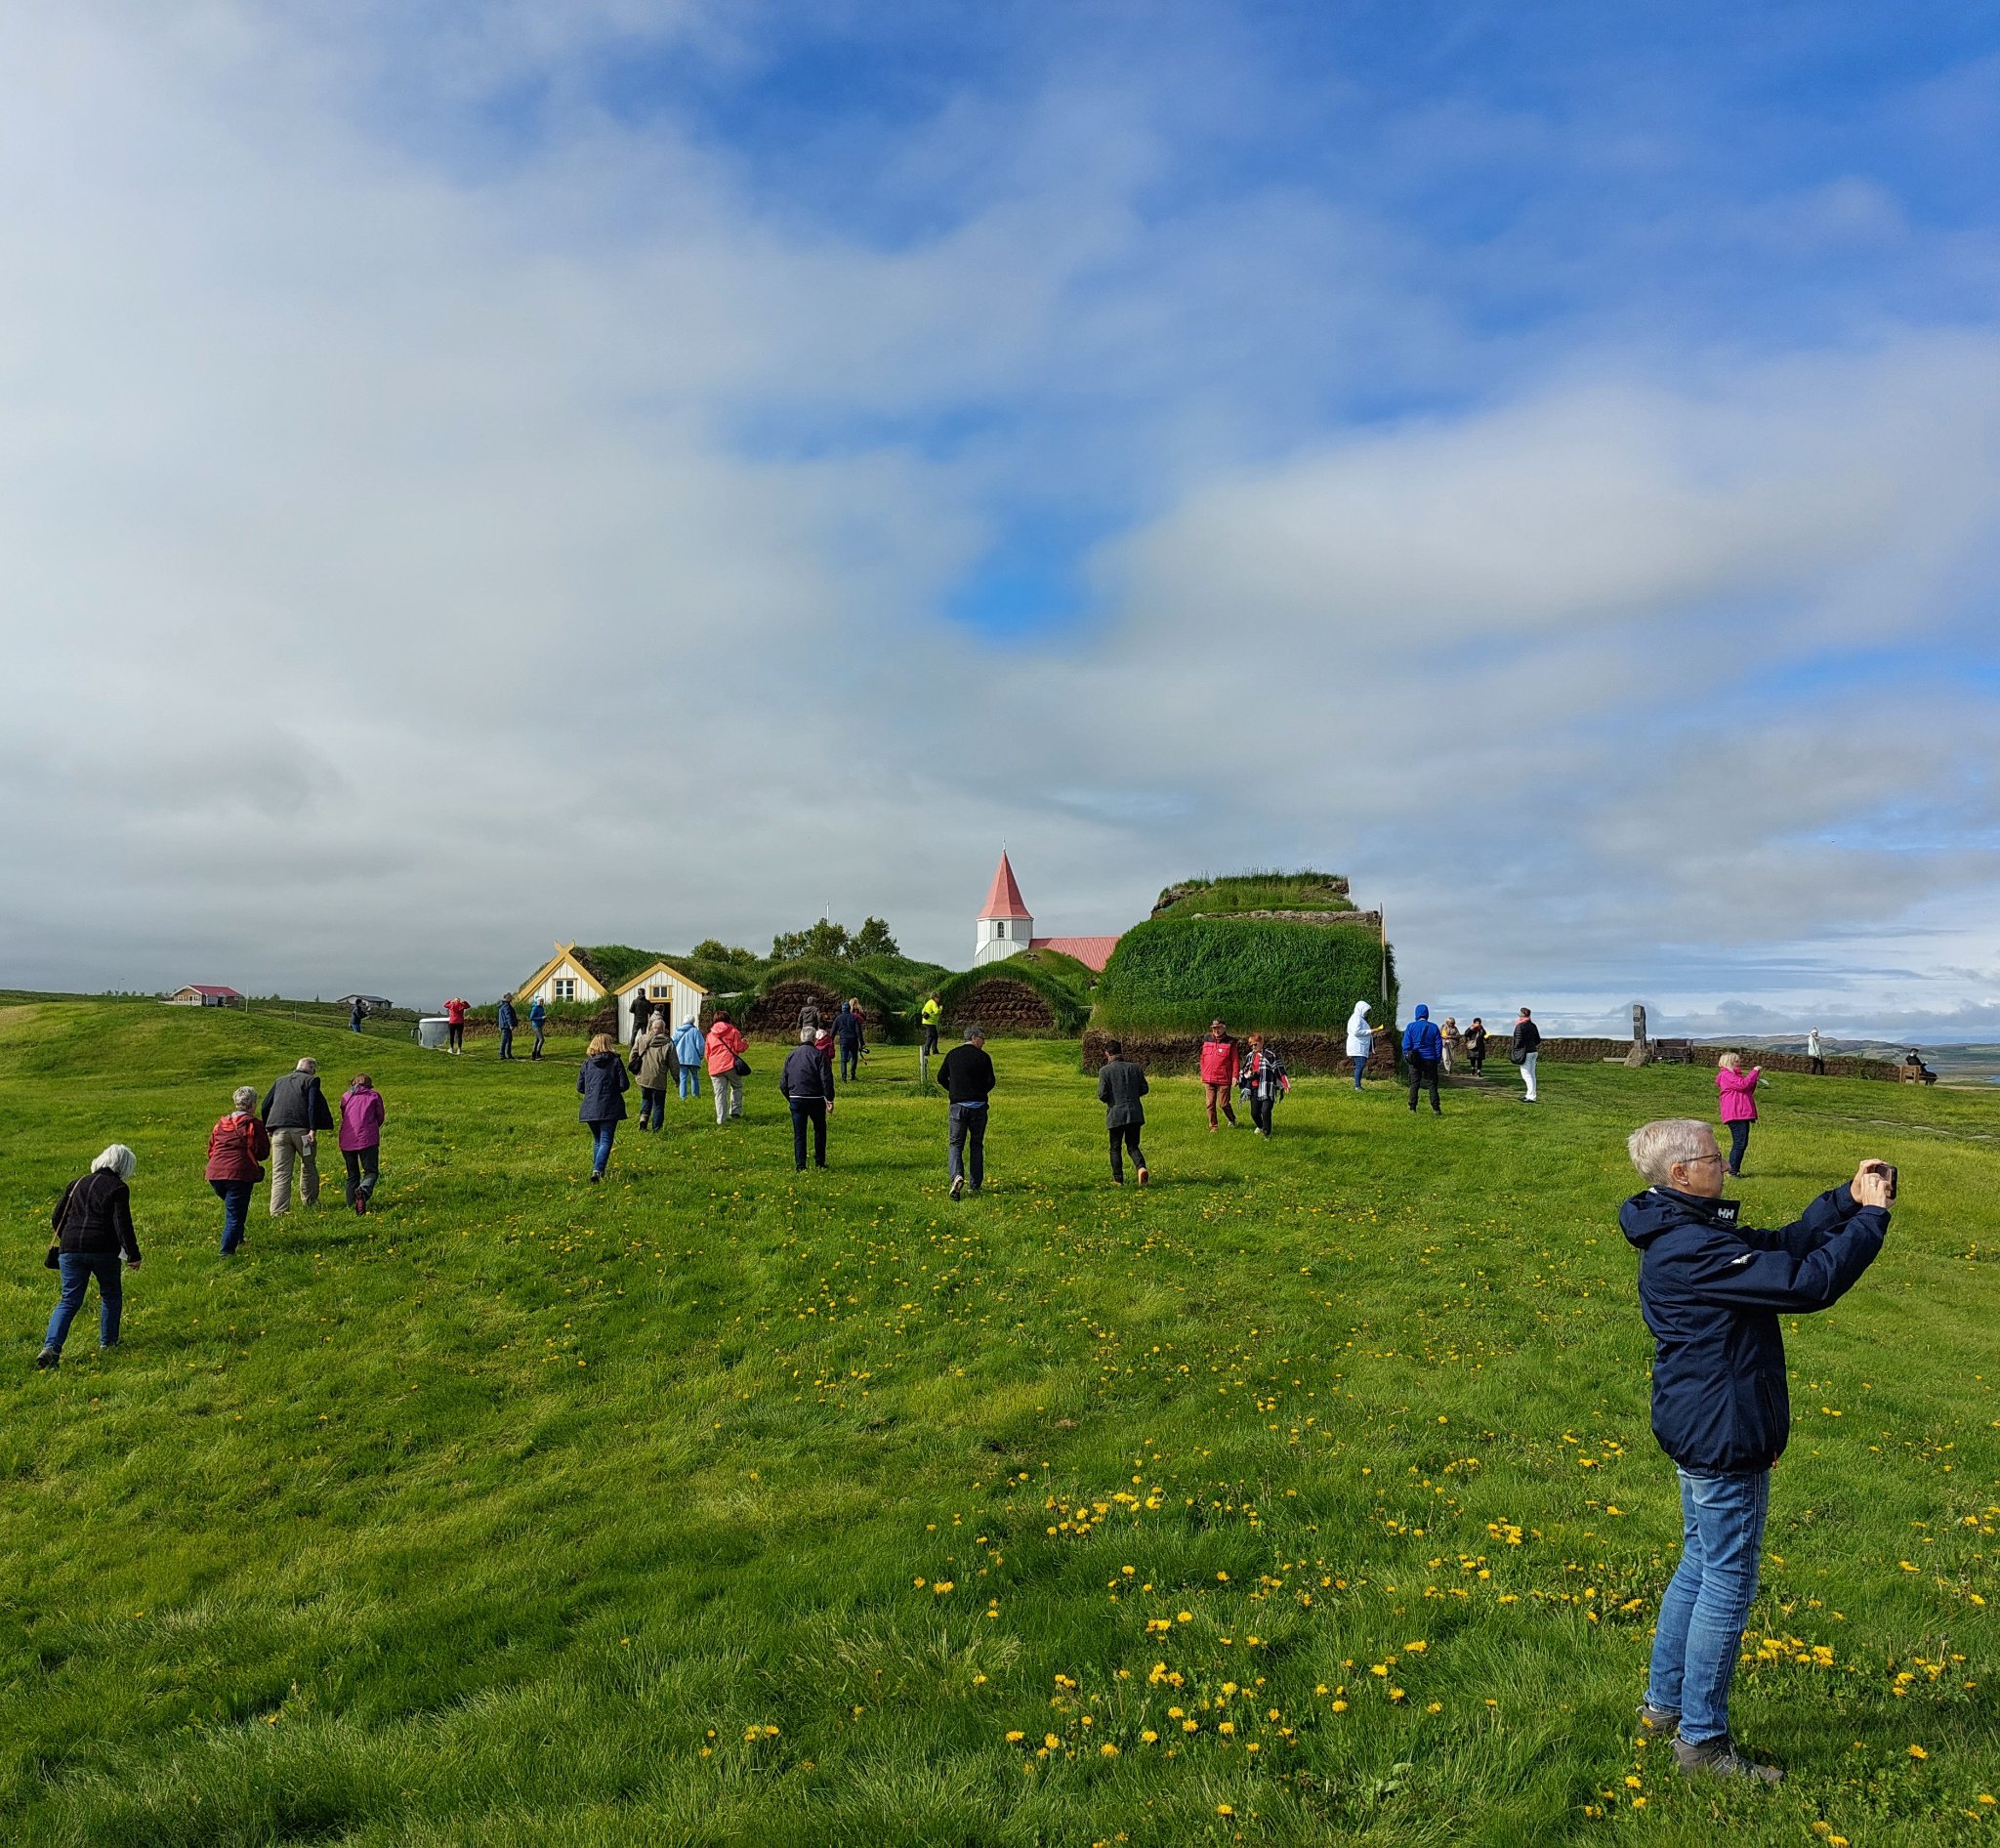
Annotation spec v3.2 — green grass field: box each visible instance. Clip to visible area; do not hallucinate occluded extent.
[1,1001,1994,1846]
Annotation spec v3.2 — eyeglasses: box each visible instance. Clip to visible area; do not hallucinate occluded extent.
[1682,1151,1726,1169]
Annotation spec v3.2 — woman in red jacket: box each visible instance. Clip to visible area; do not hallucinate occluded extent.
[705,1009,749,1125]
[1716,1052,1762,1178]
[1199,1020,1239,1129]
[205,1084,271,1256]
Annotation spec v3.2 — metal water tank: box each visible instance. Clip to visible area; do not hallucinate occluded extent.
[416,1016,450,1050]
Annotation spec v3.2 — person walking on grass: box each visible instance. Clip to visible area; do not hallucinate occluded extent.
[1345,1000,1374,1091]
[937,1025,996,1199]
[1807,1028,1824,1076]
[528,995,548,1060]
[205,1087,269,1256]
[1620,1118,1892,1785]
[780,1024,836,1171]
[37,1146,141,1368]
[1464,1017,1488,1075]
[350,997,366,1034]
[444,995,470,1054]
[833,1000,864,1084]
[706,1009,748,1125]
[1098,1040,1150,1186]
[1199,1019,1239,1128]
[1402,1004,1443,1115]
[1439,1016,1461,1076]
[672,1014,704,1100]
[1239,1032,1289,1137]
[1716,1053,1762,1178]
[920,994,943,1059]
[496,992,518,1061]
[261,1057,333,1215]
[577,1033,630,1182]
[631,1011,675,1131]
[1511,1007,1541,1102]
[339,1074,385,1213]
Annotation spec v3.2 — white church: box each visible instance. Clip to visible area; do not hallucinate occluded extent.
[972,852,1121,973]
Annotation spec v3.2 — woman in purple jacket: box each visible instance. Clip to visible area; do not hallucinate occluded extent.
[1716,1053,1762,1178]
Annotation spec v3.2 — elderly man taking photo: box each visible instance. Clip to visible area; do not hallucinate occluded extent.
[1619,1117,1893,1784]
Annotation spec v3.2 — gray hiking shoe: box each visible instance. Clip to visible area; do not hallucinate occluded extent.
[1635,1702,1678,1740]
[1673,1735,1783,1784]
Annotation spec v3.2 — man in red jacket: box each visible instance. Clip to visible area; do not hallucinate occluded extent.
[1199,1020,1238,1129]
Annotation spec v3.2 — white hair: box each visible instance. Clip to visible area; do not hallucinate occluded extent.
[1627,1118,1715,1186]
[296,1057,317,1073]
[231,1085,257,1113]
[91,1144,137,1180]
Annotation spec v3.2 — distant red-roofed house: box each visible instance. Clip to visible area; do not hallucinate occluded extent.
[973,852,1120,974]
[163,985,243,1007]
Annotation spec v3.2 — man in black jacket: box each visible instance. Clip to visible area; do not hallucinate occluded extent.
[936,1026,996,1199]
[262,1057,334,1216]
[1619,1117,1891,1784]
[779,1027,836,1171]
[1096,1041,1150,1185]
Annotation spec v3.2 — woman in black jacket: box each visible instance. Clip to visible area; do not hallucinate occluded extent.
[578,1033,631,1183]
[38,1145,142,1367]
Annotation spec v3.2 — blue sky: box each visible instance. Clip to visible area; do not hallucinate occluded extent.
[3,1,1999,1032]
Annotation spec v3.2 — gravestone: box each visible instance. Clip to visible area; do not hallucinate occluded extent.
[1624,1002,1652,1068]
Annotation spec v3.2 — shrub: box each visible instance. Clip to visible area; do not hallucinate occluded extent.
[1095,916,1396,1035]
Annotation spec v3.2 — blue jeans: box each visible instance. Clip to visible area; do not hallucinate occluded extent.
[839,1044,859,1081]
[677,1065,697,1099]
[587,1120,617,1176]
[211,1178,253,1253]
[948,1103,986,1189]
[46,1252,123,1352]
[641,1086,666,1129]
[499,1027,514,1060]
[1353,1056,1367,1091]
[1646,1467,1770,1743]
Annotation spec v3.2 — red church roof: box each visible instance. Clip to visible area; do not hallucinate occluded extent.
[188,985,242,998]
[979,852,1031,920]
[1029,936,1119,974]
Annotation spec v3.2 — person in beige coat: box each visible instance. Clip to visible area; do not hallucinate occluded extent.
[632,1012,676,1131]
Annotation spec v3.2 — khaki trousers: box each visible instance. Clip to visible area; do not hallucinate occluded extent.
[269,1127,318,1214]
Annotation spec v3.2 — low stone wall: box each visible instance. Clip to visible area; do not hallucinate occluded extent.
[941,979,1057,1035]
[1081,1029,1396,1077]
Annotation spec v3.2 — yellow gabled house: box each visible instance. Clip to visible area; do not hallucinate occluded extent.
[514,943,610,1010]
[610,958,710,1045]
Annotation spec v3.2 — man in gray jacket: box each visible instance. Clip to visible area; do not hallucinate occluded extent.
[1097,1040,1150,1186]
[261,1057,334,1215]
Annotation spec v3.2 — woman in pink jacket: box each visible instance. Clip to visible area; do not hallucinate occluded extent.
[705,1009,749,1126]
[339,1074,386,1213]
[1715,1052,1761,1178]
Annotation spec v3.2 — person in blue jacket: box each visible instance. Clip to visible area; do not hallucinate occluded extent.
[1401,1004,1442,1114]
[528,996,547,1060]
[671,1016,704,1100]
[1620,1118,1893,1785]
[496,992,518,1061]
[576,1033,630,1182]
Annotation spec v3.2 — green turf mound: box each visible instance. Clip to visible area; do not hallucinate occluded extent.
[932,949,1092,1036]
[1148,868,1356,921]
[1094,913,1396,1035]
[722,958,912,1040]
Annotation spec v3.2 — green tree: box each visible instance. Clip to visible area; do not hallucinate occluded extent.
[771,918,853,962]
[851,917,899,959]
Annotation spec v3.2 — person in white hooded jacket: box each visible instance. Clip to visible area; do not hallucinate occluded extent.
[1346,1001,1375,1091]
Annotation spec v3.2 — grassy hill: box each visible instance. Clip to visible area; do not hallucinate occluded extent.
[1,999,1994,1845]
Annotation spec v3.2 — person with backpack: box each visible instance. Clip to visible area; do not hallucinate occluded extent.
[205,1086,271,1255]
[1620,1119,1892,1784]
[779,1025,837,1171]
[577,1033,631,1182]
[833,1000,865,1083]
[936,1025,997,1199]
[1199,1019,1239,1128]
[1239,1032,1289,1137]
[261,1057,334,1215]
[443,995,470,1054]
[496,992,518,1060]
[528,995,548,1060]
[339,1074,386,1212]
[1511,1007,1542,1102]
[631,1011,675,1130]
[1345,1000,1375,1091]
[705,1009,749,1125]
[1402,1004,1443,1114]
[672,1015,704,1100]
[1715,1053,1762,1178]
[1097,1040,1150,1185]
[37,1146,141,1367]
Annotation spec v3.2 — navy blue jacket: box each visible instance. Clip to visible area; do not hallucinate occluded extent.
[577,1052,631,1124]
[1401,1006,1441,1063]
[780,1043,835,1103]
[1620,1182,1887,1474]
[832,1005,863,1047]
[497,998,517,1029]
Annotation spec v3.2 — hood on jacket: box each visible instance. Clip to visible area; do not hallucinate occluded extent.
[1618,1184,1738,1250]
[1412,1004,1429,1021]
[1347,1001,1371,1030]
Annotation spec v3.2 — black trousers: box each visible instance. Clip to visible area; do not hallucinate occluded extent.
[1109,1122,1146,1181]
[531,1027,545,1059]
[1408,1055,1440,1113]
[923,1024,939,1056]
[790,1100,827,1169]
[839,1045,859,1080]
[341,1146,379,1205]
[447,1023,464,1052]
[1727,1118,1751,1175]
[1249,1093,1274,1135]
